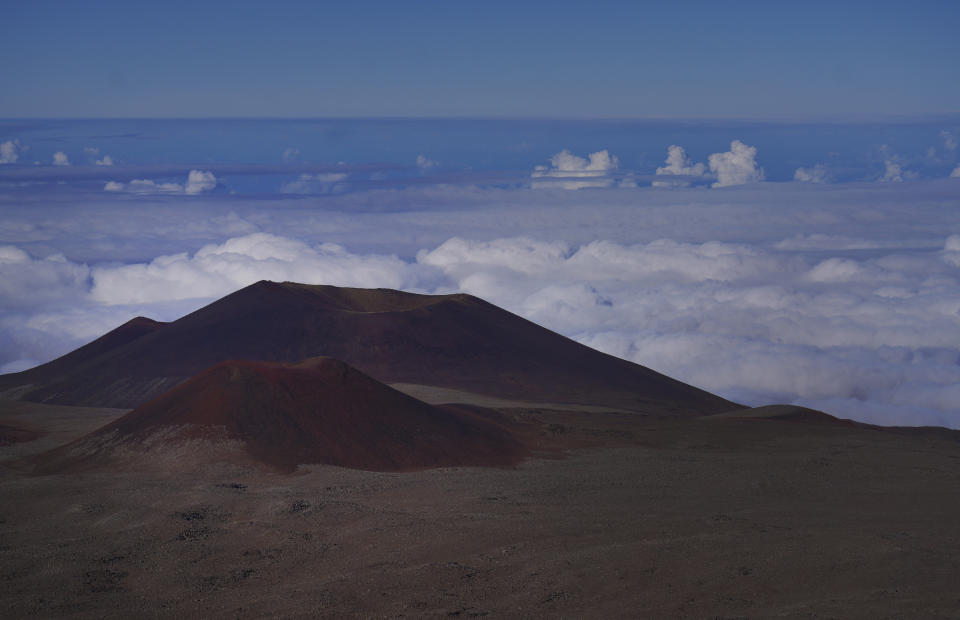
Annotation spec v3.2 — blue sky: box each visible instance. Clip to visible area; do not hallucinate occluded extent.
[2,0,958,118]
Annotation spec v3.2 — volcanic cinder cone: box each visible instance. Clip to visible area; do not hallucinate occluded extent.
[0,281,738,415]
[40,357,529,472]
[703,404,862,427]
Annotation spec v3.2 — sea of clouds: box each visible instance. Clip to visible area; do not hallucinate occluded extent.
[3,130,960,428]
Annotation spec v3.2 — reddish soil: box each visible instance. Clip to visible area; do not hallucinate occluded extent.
[0,423,43,446]
[44,357,530,472]
[0,281,737,415]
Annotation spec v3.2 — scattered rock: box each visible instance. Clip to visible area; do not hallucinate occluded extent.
[541,591,570,604]
[83,569,127,593]
[215,482,247,491]
[177,525,211,541]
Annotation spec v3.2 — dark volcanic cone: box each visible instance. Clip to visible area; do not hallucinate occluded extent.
[42,316,166,371]
[703,404,860,427]
[0,281,738,415]
[0,316,167,402]
[39,357,528,472]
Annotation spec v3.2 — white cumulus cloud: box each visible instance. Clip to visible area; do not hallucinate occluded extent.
[708,140,764,187]
[1,140,22,164]
[877,146,917,182]
[184,170,217,194]
[794,164,829,183]
[416,155,438,170]
[52,152,70,166]
[942,130,957,152]
[881,160,903,182]
[653,145,707,187]
[532,149,619,189]
[280,172,348,194]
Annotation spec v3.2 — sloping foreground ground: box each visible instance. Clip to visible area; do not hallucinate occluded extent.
[38,357,529,473]
[2,399,960,618]
[0,281,736,415]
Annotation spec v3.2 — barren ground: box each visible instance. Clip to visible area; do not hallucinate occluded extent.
[2,398,960,618]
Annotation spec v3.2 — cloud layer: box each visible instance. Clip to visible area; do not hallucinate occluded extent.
[89,233,420,305]
[6,213,960,429]
[423,235,960,428]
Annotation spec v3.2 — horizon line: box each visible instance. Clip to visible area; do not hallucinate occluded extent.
[3,112,960,125]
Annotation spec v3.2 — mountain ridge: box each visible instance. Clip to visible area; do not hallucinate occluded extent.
[0,280,738,415]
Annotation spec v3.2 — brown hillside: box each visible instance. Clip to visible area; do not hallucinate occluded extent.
[40,357,528,472]
[0,281,737,415]
[0,316,166,401]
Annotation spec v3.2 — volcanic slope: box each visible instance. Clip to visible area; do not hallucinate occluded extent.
[0,281,737,414]
[40,357,528,472]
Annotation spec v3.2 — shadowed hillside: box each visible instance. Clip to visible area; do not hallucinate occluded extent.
[0,281,737,415]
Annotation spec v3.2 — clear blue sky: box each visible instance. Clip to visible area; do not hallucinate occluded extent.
[2,0,958,119]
